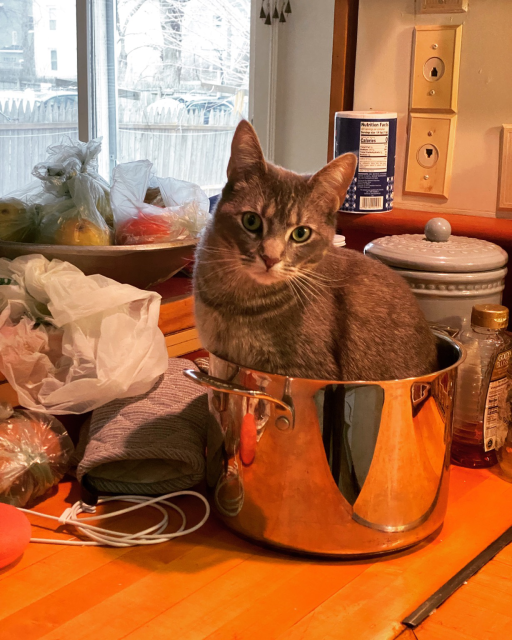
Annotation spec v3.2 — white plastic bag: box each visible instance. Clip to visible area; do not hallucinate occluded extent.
[1,137,113,245]
[111,160,209,245]
[0,255,168,414]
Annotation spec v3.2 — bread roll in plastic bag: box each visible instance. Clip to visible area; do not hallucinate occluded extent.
[0,403,74,507]
[111,160,208,245]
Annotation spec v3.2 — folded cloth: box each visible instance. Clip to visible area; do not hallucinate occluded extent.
[75,358,209,495]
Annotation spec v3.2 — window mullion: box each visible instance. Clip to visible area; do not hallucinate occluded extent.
[76,0,92,142]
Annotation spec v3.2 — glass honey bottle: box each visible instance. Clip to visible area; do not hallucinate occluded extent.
[451,305,511,469]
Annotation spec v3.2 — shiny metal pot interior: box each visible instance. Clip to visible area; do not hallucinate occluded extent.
[184,332,465,557]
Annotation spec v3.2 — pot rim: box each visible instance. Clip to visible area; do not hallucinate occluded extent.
[209,330,466,387]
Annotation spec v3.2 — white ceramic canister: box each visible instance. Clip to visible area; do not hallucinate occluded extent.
[364,218,509,331]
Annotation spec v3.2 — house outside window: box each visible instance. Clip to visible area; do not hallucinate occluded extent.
[51,49,57,70]
[12,31,17,46]
[49,8,57,30]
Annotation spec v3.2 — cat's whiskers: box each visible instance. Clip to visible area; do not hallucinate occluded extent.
[295,272,327,304]
[194,264,244,295]
[288,272,323,306]
[292,279,319,307]
[286,278,306,310]
[300,266,346,284]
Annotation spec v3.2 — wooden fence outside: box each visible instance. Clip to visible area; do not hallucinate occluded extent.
[0,99,238,197]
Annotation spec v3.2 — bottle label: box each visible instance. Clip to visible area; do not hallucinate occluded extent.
[484,348,512,452]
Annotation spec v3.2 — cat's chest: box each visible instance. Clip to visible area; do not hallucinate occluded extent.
[195,295,300,364]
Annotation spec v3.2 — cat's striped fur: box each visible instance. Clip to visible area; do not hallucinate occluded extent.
[193,120,437,380]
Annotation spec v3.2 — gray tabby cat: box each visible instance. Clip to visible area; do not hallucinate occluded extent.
[194,120,437,381]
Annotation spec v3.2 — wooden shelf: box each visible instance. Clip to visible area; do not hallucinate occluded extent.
[2,465,512,639]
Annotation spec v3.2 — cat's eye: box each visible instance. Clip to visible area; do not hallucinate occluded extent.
[242,212,262,232]
[291,226,312,243]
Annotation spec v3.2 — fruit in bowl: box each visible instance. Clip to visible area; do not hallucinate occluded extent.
[37,199,112,246]
[0,198,39,243]
[116,213,177,245]
[54,216,111,246]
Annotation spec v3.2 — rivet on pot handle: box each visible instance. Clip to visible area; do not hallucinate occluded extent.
[183,369,295,428]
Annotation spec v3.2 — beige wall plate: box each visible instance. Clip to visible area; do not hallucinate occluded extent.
[411,25,462,113]
[417,0,468,13]
[498,125,512,211]
[404,113,457,198]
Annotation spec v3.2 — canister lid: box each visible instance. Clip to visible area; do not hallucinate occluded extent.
[364,218,509,273]
[335,111,398,119]
[471,304,509,329]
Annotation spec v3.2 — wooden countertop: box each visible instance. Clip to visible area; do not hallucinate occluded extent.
[2,465,512,640]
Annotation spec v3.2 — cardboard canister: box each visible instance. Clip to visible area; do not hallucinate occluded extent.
[335,111,397,214]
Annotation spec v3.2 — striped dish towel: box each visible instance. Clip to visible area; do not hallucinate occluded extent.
[75,358,210,495]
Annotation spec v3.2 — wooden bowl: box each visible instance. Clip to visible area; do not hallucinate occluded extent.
[0,238,197,289]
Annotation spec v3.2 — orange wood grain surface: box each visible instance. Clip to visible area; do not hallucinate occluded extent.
[2,466,512,640]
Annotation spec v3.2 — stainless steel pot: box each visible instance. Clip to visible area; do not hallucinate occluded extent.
[184,331,465,557]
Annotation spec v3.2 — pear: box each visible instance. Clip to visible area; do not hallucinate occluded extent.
[54,216,111,246]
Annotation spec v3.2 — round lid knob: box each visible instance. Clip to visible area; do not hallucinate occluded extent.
[425,218,451,243]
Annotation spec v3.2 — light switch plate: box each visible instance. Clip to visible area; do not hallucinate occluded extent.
[418,0,468,13]
[404,113,457,198]
[410,25,462,113]
[498,125,512,211]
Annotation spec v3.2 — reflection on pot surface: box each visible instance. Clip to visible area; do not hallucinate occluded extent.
[184,332,464,557]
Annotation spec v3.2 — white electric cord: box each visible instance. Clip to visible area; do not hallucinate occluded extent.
[17,490,210,548]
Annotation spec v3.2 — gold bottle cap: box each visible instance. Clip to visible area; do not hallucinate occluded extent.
[471,304,509,329]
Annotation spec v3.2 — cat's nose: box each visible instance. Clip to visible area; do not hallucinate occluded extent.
[261,254,281,270]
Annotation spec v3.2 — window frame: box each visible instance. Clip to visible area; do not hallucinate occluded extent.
[75,0,272,171]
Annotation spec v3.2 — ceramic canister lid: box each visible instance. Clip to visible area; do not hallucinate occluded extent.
[364,218,509,273]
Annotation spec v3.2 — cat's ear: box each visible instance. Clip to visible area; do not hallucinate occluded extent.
[227,120,267,181]
[309,153,358,211]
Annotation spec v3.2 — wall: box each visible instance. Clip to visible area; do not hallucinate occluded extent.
[273,0,335,174]
[354,0,512,218]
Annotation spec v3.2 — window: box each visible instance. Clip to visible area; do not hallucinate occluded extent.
[91,0,251,190]
[0,2,77,196]
[49,8,57,30]
[0,1,260,198]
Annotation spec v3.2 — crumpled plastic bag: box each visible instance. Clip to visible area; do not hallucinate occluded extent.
[111,160,209,245]
[31,138,112,245]
[0,255,169,414]
[0,403,74,507]
[32,137,112,218]
[0,137,113,246]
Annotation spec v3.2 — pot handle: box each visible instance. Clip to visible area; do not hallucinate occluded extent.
[183,369,294,427]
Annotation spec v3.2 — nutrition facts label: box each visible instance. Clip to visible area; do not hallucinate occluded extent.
[359,121,389,172]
